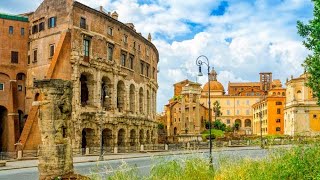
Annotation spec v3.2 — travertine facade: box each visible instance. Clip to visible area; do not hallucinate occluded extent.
[16,0,159,153]
[165,81,208,143]
[0,13,29,152]
[284,73,320,136]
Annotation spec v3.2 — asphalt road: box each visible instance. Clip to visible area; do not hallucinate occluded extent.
[0,148,270,180]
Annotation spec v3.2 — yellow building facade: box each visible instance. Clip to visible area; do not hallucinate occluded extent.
[284,73,320,136]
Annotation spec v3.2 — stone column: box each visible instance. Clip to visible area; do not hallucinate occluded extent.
[34,79,74,180]
[181,96,186,134]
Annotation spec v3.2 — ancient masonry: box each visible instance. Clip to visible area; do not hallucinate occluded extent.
[35,79,73,179]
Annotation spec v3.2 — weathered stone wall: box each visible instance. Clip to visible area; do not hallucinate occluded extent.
[34,79,73,179]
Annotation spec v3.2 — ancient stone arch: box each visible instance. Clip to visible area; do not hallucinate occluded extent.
[116,80,125,112]
[129,84,135,113]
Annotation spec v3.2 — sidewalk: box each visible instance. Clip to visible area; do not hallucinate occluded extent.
[0,145,289,171]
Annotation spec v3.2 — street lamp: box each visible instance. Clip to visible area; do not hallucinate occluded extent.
[196,55,213,165]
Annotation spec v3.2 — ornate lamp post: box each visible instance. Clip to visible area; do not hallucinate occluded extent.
[196,55,213,165]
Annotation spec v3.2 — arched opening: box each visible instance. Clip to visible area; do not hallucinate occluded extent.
[139,129,144,144]
[0,106,8,152]
[139,88,144,114]
[173,127,177,135]
[129,84,135,113]
[151,130,155,144]
[102,128,112,146]
[16,73,25,81]
[147,90,150,114]
[130,129,136,146]
[235,119,242,129]
[282,92,285,96]
[296,90,302,100]
[34,93,40,101]
[118,129,125,146]
[245,119,251,127]
[80,73,94,106]
[146,130,150,144]
[81,128,94,153]
[117,81,125,112]
[101,76,112,110]
[18,110,24,135]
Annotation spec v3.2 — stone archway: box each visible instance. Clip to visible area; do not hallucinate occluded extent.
[139,88,144,114]
[0,106,8,152]
[117,81,125,112]
[18,110,24,135]
[102,128,112,148]
[81,128,95,152]
[146,130,150,144]
[80,73,94,106]
[139,129,144,144]
[101,76,112,110]
[129,84,135,113]
[118,129,125,146]
[245,119,251,127]
[130,129,136,146]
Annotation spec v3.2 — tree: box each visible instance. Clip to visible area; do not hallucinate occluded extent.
[213,100,222,120]
[297,0,320,105]
[234,122,240,131]
[213,120,226,131]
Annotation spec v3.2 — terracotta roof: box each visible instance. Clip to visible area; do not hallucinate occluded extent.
[229,82,261,86]
[203,81,224,91]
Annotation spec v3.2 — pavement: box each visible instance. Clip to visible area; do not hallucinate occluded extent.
[0,145,291,171]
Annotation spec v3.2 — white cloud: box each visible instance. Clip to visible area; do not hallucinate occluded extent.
[0,0,313,113]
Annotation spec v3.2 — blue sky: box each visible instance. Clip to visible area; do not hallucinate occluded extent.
[0,0,314,113]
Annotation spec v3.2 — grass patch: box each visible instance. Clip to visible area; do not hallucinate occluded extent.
[202,129,224,140]
[96,144,320,180]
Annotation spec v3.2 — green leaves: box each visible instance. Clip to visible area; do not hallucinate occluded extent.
[297,0,320,105]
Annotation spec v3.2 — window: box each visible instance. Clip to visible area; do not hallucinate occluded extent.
[39,22,45,31]
[9,26,13,34]
[123,35,128,43]
[276,127,281,132]
[227,119,230,124]
[237,100,240,105]
[49,44,55,58]
[32,25,38,34]
[227,110,230,115]
[83,39,90,61]
[11,51,18,63]
[227,100,230,105]
[121,52,126,66]
[276,119,281,123]
[80,17,86,29]
[33,49,37,63]
[107,27,113,36]
[133,41,136,49]
[27,55,30,64]
[17,74,24,80]
[276,102,282,105]
[246,100,249,105]
[138,44,141,51]
[146,64,150,77]
[146,48,149,56]
[0,83,4,91]
[18,85,23,91]
[246,109,249,115]
[313,114,317,119]
[237,110,240,115]
[129,55,134,69]
[277,108,281,114]
[140,61,144,74]
[21,28,25,36]
[107,44,114,61]
[48,17,57,28]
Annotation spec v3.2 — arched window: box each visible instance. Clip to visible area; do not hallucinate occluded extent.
[139,88,144,114]
[129,84,135,113]
[117,81,125,112]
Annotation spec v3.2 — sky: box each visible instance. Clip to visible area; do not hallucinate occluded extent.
[0,0,314,113]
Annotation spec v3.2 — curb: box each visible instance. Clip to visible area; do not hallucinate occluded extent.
[0,146,288,171]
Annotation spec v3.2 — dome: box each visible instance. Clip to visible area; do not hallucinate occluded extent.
[203,81,224,92]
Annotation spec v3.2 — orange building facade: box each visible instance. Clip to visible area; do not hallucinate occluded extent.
[0,14,29,152]
[252,86,286,135]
